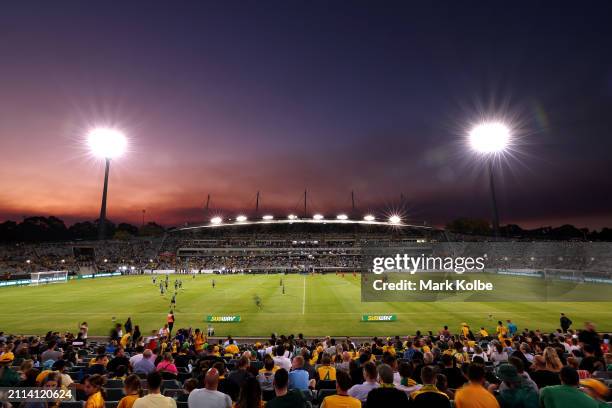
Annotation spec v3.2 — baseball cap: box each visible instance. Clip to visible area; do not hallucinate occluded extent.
[497,363,521,382]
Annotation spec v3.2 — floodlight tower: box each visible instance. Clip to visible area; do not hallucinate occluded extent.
[87,128,127,240]
[468,122,510,238]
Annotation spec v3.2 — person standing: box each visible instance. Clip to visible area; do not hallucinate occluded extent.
[167,311,175,335]
[560,313,572,333]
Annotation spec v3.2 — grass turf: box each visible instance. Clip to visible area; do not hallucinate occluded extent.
[0,274,610,337]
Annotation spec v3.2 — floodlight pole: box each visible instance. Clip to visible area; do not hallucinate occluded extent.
[488,160,500,239]
[98,158,111,240]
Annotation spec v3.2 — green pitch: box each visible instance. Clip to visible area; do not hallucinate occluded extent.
[0,274,610,337]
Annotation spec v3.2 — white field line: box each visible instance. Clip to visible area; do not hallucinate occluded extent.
[302,276,306,315]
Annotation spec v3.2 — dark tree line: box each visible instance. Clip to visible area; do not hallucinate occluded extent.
[446,217,612,241]
[0,216,165,242]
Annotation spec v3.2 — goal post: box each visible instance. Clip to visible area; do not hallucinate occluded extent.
[30,271,68,286]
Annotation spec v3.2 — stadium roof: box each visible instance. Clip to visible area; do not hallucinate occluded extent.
[174,217,433,232]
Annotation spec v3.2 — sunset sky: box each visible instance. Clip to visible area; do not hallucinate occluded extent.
[1,1,612,228]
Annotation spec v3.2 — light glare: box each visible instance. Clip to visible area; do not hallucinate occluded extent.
[236,215,247,222]
[313,214,324,220]
[87,128,127,159]
[363,214,375,222]
[336,214,348,220]
[210,216,222,225]
[469,122,510,154]
[389,215,401,224]
[262,215,274,220]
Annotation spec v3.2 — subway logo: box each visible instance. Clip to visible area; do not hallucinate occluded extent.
[361,314,397,322]
[206,315,241,322]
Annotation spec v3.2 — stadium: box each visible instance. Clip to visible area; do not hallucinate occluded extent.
[1,217,611,407]
[1,216,611,339]
[2,2,612,407]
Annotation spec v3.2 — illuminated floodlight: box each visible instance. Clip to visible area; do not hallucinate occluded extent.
[236,215,248,222]
[26,259,31,264]
[288,214,298,220]
[61,259,65,263]
[336,214,348,220]
[104,259,108,263]
[363,214,375,222]
[210,216,223,225]
[468,122,510,154]
[388,215,401,224]
[313,214,324,220]
[262,215,274,220]
[87,128,127,159]
[149,259,153,262]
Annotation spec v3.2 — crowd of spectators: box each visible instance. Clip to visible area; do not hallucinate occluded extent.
[0,317,610,408]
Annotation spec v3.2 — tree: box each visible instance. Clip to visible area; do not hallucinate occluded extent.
[139,222,165,236]
[117,222,139,236]
[0,220,18,242]
[446,218,491,235]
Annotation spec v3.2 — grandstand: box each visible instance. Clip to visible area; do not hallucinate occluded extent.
[1,221,611,407]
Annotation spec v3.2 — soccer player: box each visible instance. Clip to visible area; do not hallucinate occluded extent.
[212,279,216,289]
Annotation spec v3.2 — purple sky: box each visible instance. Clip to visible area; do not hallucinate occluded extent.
[1,1,612,229]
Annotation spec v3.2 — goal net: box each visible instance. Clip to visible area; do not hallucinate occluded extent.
[30,271,68,286]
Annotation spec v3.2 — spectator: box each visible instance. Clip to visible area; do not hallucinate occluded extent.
[51,359,74,388]
[134,371,176,408]
[579,323,602,358]
[454,364,500,408]
[133,349,155,374]
[129,345,145,367]
[491,343,509,366]
[321,370,360,408]
[410,365,451,408]
[84,374,106,408]
[107,347,130,375]
[540,366,598,408]
[336,351,351,372]
[272,345,291,371]
[156,352,178,376]
[117,374,142,408]
[234,376,263,408]
[504,357,537,392]
[0,352,19,386]
[266,368,307,408]
[188,367,232,408]
[529,355,561,389]
[366,364,409,406]
[579,378,609,407]
[348,361,379,403]
[256,355,276,393]
[177,378,198,403]
[40,341,62,362]
[492,364,538,408]
[317,354,337,382]
[436,374,455,400]
[441,354,466,389]
[225,338,239,355]
[559,314,572,333]
[289,355,311,391]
